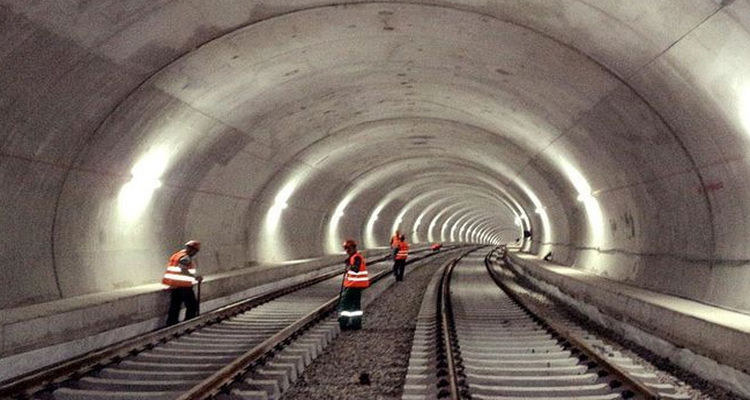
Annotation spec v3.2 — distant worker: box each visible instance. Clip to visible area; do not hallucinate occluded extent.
[339,240,369,330]
[390,230,401,258]
[162,240,203,326]
[393,234,409,281]
[390,230,401,247]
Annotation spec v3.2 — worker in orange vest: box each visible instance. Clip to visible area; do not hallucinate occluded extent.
[339,239,369,330]
[393,234,409,281]
[389,230,401,258]
[162,240,203,326]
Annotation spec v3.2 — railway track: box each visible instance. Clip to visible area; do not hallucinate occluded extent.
[0,248,449,400]
[404,247,689,400]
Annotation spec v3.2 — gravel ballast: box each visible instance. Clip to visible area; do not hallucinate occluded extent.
[281,251,457,400]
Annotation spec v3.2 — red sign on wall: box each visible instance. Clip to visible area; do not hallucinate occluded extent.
[697,181,724,194]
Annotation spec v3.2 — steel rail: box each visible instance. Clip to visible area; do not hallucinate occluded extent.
[0,249,438,398]
[0,274,332,399]
[484,248,661,400]
[176,247,462,399]
[176,295,339,399]
[440,257,461,399]
[436,246,481,400]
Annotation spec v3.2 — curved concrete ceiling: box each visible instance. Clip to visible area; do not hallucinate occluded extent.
[2,1,750,314]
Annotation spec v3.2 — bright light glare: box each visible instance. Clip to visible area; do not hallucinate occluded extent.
[272,183,294,211]
[391,215,404,240]
[412,213,424,243]
[118,147,170,220]
[266,181,297,230]
[365,203,385,248]
[560,160,604,247]
[515,180,551,252]
[457,221,467,241]
[577,193,595,202]
[327,193,353,253]
[428,205,455,243]
[413,200,445,243]
[443,213,459,242]
[260,178,300,262]
[427,213,440,243]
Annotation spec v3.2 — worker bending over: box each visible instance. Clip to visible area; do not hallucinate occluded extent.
[162,240,203,326]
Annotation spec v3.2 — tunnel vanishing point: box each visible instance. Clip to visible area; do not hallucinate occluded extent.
[2,0,750,395]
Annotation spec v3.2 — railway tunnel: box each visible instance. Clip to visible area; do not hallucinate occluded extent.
[1,0,750,396]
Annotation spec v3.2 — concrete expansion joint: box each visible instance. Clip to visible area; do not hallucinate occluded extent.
[626,1,732,82]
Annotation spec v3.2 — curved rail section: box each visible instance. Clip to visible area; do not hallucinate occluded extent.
[485,249,690,400]
[401,247,479,400]
[437,250,471,399]
[427,248,667,400]
[0,248,446,400]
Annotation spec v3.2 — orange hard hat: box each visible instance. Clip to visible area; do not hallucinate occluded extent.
[342,239,357,249]
[185,240,201,250]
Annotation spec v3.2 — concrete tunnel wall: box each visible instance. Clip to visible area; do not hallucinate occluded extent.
[2,1,750,323]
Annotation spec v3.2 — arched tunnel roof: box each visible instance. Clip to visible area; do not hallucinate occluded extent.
[2,1,750,315]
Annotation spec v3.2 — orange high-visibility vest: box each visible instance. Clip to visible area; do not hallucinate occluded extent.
[390,234,401,248]
[162,249,198,288]
[343,252,369,288]
[395,241,409,260]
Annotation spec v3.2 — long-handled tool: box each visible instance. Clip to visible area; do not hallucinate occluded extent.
[335,265,348,329]
[336,266,347,307]
[196,279,201,316]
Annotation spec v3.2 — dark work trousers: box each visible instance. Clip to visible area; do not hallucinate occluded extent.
[166,286,198,326]
[393,259,406,281]
[338,287,363,330]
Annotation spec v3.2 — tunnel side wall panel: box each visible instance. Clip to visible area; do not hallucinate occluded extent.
[0,7,147,308]
[53,171,183,297]
[0,159,64,309]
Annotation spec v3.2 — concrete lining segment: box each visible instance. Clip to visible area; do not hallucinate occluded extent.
[365,187,509,246]
[284,117,528,185]
[0,1,719,76]
[283,158,522,212]
[95,1,628,262]
[1,0,750,363]
[297,158,531,249]
[381,184,513,223]
[508,253,750,377]
[140,1,740,306]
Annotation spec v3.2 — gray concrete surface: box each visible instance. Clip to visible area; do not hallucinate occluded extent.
[507,253,750,397]
[2,0,750,383]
